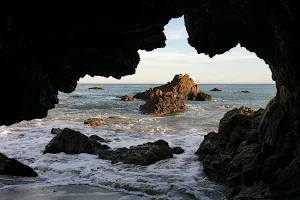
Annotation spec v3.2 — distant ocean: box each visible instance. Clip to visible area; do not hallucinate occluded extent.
[0,84,276,200]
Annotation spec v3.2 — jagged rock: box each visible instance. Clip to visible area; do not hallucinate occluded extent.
[89,135,111,143]
[99,140,173,165]
[134,74,201,100]
[88,87,104,90]
[0,153,38,177]
[121,95,136,101]
[195,92,212,101]
[241,91,251,93]
[51,128,62,134]
[44,128,110,155]
[84,118,106,126]
[139,89,185,115]
[196,107,265,198]
[210,88,222,92]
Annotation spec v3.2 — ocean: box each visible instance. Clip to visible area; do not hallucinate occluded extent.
[0,84,276,200]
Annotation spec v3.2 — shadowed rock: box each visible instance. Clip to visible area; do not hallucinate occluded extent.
[210,88,222,92]
[51,128,62,134]
[196,106,265,198]
[241,91,251,93]
[171,147,184,154]
[99,140,174,165]
[44,128,110,155]
[88,87,104,90]
[195,92,212,101]
[89,135,111,143]
[0,153,38,177]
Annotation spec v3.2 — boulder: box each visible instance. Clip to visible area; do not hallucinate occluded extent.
[195,92,212,101]
[241,90,251,93]
[51,128,62,134]
[99,140,174,165]
[88,87,104,90]
[171,147,184,154]
[121,95,136,101]
[84,118,106,126]
[210,88,222,92]
[43,128,110,155]
[134,74,201,100]
[139,89,185,115]
[0,153,38,177]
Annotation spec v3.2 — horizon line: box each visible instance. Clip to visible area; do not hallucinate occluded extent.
[78,82,276,85]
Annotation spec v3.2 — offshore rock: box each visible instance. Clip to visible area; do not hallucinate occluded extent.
[88,87,104,90]
[44,128,110,155]
[139,89,185,116]
[195,92,212,101]
[134,74,201,100]
[121,95,136,101]
[99,140,174,165]
[0,152,38,177]
[84,118,106,127]
[211,88,222,92]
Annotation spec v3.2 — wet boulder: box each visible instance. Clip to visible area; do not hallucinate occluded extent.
[195,92,212,101]
[51,128,62,134]
[89,135,111,143]
[121,95,136,101]
[44,128,110,155]
[0,153,38,177]
[99,140,174,165]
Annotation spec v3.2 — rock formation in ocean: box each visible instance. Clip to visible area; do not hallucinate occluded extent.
[1,1,297,199]
[88,87,104,90]
[121,95,136,101]
[99,139,180,165]
[0,152,38,177]
[211,88,222,92]
[44,128,110,155]
[134,74,201,100]
[139,89,185,115]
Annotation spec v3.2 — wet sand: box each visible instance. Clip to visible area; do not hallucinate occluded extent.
[0,184,144,200]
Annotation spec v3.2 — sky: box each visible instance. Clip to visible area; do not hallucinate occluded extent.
[79,17,274,84]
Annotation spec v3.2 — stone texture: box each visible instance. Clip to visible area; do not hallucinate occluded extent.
[99,140,174,165]
[195,92,212,101]
[121,95,136,101]
[0,152,38,177]
[134,74,201,100]
[139,89,185,116]
[44,128,110,155]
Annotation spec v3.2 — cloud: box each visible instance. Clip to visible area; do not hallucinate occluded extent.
[164,28,187,40]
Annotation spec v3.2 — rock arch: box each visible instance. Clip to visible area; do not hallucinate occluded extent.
[0,1,297,199]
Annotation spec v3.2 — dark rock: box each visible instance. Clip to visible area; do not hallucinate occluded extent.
[195,92,212,101]
[84,118,106,127]
[89,135,111,143]
[121,95,136,101]
[0,153,38,177]
[44,128,110,155]
[171,147,184,154]
[99,140,173,165]
[51,128,62,134]
[139,89,185,115]
[88,87,104,90]
[134,74,200,100]
[210,88,222,92]
[241,91,251,93]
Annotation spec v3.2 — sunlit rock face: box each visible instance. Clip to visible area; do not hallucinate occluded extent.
[0,0,298,199]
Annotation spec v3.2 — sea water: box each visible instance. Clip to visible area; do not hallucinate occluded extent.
[0,84,276,200]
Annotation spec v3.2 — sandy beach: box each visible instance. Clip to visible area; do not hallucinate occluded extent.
[0,184,144,200]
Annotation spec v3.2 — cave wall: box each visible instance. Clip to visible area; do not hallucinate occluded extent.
[0,0,298,199]
[185,0,298,199]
